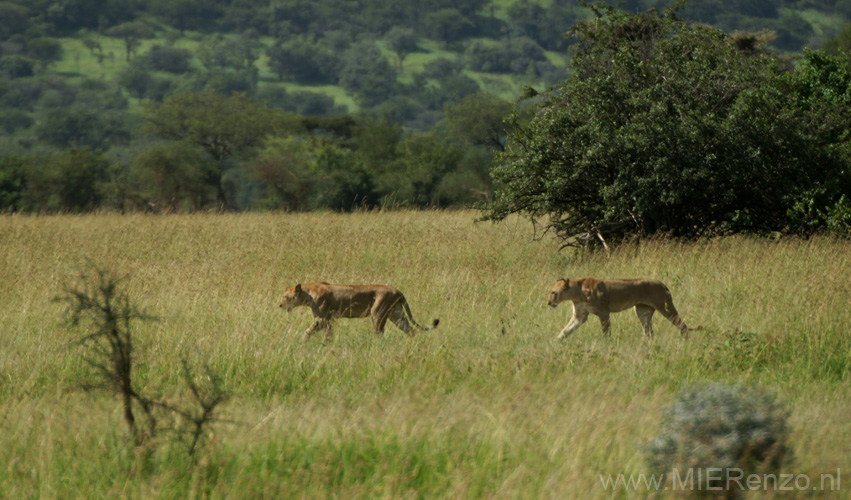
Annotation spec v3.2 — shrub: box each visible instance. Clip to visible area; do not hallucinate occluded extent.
[0,55,34,78]
[646,383,791,499]
[265,39,341,84]
[0,109,32,133]
[57,262,228,455]
[485,5,851,246]
[422,57,465,79]
[144,44,193,74]
[465,37,546,74]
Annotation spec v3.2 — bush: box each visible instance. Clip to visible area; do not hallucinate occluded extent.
[422,57,465,79]
[0,55,34,78]
[266,39,341,84]
[0,109,32,133]
[35,106,131,149]
[338,41,398,107]
[486,5,851,246]
[0,154,26,211]
[144,44,193,74]
[57,262,227,455]
[26,37,63,67]
[22,148,110,212]
[465,37,547,74]
[646,383,791,499]
[258,86,346,116]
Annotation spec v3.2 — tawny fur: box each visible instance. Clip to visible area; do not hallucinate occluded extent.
[547,277,691,340]
[279,282,439,341]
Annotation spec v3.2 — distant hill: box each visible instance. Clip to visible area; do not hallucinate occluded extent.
[2,0,847,128]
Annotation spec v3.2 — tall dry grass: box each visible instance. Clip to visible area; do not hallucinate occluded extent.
[1,211,849,498]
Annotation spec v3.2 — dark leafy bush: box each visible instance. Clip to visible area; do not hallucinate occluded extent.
[205,68,258,95]
[0,109,32,133]
[22,148,110,212]
[338,41,398,107]
[26,38,63,67]
[422,57,465,78]
[257,86,345,116]
[0,77,43,109]
[145,44,193,74]
[265,39,341,84]
[0,154,26,212]
[465,37,547,74]
[0,2,30,39]
[505,0,579,51]
[132,141,216,211]
[118,66,155,99]
[421,8,476,42]
[646,383,791,499]
[0,55,34,78]
[486,5,851,246]
[35,106,131,149]
[426,73,480,109]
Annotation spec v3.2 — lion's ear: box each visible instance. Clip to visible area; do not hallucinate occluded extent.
[559,277,567,282]
[294,284,302,292]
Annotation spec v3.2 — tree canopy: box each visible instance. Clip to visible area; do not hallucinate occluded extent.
[485,2,851,246]
[143,90,300,207]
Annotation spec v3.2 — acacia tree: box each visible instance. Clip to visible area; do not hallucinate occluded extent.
[144,90,298,208]
[485,2,851,247]
[105,21,155,62]
[444,92,513,151]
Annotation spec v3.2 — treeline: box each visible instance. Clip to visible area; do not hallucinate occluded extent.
[2,0,851,214]
[0,90,510,212]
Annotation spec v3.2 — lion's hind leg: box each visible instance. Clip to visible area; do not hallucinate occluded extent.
[634,305,655,337]
[659,295,689,338]
[389,306,415,336]
[372,312,390,335]
[323,321,334,342]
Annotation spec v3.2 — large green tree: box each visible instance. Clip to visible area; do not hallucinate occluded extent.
[143,90,298,208]
[444,92,513,151]
[485,2,851,246]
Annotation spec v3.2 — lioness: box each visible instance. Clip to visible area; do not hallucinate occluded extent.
[279,282,439,341]
[547,277,691,339]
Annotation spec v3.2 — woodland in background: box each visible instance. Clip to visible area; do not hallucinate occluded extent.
[2,0,851,213]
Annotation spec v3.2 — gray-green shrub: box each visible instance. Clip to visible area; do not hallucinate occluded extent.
[646,383,791,498]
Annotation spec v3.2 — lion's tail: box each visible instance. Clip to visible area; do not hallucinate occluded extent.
[403,301,439,331]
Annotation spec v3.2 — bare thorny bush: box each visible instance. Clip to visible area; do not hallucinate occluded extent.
[56,262,228,456]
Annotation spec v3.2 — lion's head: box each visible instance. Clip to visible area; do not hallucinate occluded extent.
[279,283,308,311]
[548,278,571,308]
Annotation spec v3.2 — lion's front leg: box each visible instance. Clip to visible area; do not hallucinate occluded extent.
[303,319,322,341]
[557,304,588,340]
[598,311,611,336]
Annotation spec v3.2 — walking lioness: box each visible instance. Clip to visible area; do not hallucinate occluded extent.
[279,282,439,341]
[547,277,691,339]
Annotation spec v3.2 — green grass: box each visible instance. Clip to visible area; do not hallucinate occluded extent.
[1,211,849,498]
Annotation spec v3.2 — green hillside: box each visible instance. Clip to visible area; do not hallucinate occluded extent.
[2,0,851,214]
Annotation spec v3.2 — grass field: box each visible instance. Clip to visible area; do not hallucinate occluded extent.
[1,211,849,499]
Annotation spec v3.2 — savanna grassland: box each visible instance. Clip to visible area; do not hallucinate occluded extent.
[1,211,849,499]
